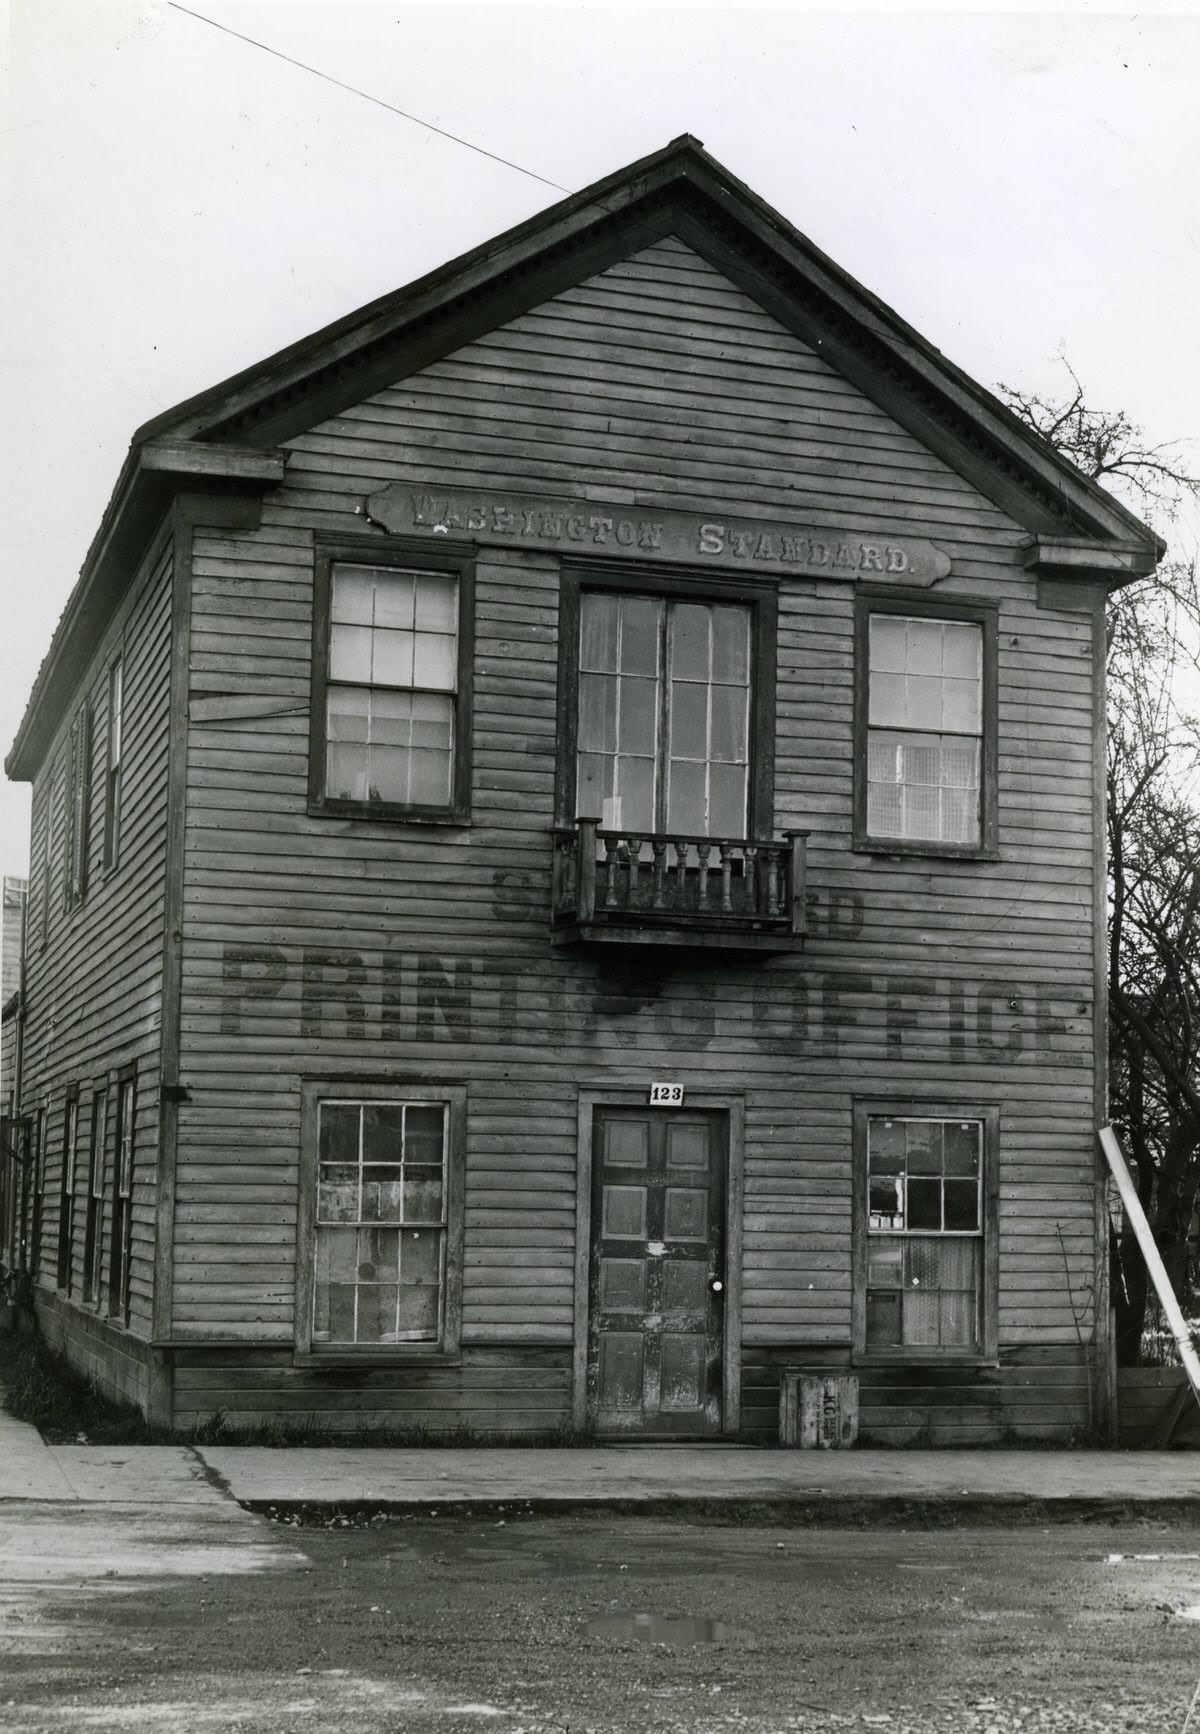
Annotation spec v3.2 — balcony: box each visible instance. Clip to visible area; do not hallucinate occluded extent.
[551,820,807,953]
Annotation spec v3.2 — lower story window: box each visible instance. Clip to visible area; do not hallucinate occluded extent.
[109,1072,135,1323]
[302,1084,464,1356]
[856,1105,996,1359]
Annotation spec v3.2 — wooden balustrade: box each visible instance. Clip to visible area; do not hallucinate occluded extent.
[551,821,807,951]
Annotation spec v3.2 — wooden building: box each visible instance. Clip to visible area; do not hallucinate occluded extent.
[4,139,1162,1442]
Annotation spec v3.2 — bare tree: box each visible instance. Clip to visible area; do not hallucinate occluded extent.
[999,364,1200,1361]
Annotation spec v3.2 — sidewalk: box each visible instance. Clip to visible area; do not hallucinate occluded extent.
[2,1402,1196,1520]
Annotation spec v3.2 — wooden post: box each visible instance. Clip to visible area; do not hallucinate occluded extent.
[786,831,809,937]
[1099,1125,1200,1406]
[576,818,597,924]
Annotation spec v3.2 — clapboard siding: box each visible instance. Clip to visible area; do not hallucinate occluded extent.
[170,1345,574,1435]
[19,529,175,1403]
[741,1344,1092,1444]
[37,1288,155,1413]
[159,236,1103,1437]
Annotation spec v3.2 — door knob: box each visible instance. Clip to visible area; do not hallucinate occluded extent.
[710,1279,724,1293]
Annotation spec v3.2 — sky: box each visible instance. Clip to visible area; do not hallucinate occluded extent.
[3,0,1199,880]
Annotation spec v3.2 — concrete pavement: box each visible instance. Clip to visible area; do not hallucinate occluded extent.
[2,1402,1196,1519]
[197,1442,1200,1521]
[0,1406,229,1506]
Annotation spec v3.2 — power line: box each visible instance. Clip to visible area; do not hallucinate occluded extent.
[166,3,572,196]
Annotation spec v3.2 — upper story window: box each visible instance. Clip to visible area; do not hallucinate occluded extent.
[36,784,50,952]
[309,543,473,824]
[103,658,123,873]
[578,592,751,835]
[855,595,996,858]
[560,571,776,841]
[63,704,93,911]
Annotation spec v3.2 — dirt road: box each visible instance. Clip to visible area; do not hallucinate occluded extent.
[2,1505,1198,1732]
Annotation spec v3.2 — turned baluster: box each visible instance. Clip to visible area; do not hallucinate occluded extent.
[744,845,758,916]
[697,842,712,912]
[626,835,643,908]
[672,840,689,911]
[651,838,668,908]
[718,841,734,912]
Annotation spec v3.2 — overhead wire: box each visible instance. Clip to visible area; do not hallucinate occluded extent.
[166,3,572,196]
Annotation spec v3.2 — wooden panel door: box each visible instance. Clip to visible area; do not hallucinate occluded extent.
[587,1107,726,1437]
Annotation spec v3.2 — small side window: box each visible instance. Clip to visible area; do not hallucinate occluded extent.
[63,706,93,911]
[103,658,123,873]
[56,1090,79,1292]
[108,1070,135,1324]
[30,1105,48,1285]
[84,1086,108,1305]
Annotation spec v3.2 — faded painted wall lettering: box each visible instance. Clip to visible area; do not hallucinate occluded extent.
[217,944,1082,1060]
[366,482,951,585]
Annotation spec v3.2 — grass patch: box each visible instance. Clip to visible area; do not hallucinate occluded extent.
[0,1322,169,1445]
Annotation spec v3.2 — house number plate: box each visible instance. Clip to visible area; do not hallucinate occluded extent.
[650,1082,685,1107]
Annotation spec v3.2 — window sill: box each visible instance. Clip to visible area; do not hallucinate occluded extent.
[293,1347,461,1370]
[307,800,470,828]
[853,838,999,863]
[853,1350,999,1369]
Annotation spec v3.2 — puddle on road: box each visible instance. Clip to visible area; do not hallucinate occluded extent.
[586,1612,739,1644]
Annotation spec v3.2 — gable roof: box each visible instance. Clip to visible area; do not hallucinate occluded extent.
[7,133,1162,780]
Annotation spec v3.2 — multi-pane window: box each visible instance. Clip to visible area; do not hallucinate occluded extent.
[36,788,50,950]
[103,658,123,872]
[84,1087,108,1305]
[56,1092,79,1291]
[30,1106,48,1284]
[322,563,461,813]
[63,706,93,910]
[864,1115,985,1353]
[865,613,984,847]
[576,593,752,837]
[313,1099,449,1347]
[108,1075,134,1322]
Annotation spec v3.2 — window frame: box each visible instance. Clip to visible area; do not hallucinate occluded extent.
[56,1087,80,1293]
[103,655,124,875]
[62,702,94,912]
[295,1079,467,1366]
[307,537,475,826]
[555,562,778,835]
[30,1103,48,1287]
[108,1066,136,1325]
[83,1084,109,1307]
[853,589,998,860]
[851,1098,999,1366]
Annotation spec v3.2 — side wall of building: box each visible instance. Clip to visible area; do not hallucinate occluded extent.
[18,528,175,1408]
[165,240,1104,1440]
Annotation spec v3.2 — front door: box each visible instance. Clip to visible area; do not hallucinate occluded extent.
[587,1106,726,1437]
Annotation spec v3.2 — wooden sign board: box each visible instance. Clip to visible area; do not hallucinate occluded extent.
[367,483,951,585]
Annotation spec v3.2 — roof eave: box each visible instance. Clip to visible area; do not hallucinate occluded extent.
[6,442,285,781]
